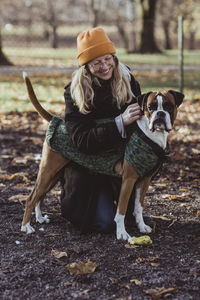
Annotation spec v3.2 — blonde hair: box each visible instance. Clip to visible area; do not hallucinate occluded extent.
[70,56,134,114]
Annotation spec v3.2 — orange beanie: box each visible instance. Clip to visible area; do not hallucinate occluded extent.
[77,27,116,66]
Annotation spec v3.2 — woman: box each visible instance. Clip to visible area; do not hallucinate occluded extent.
[60,27,141,233]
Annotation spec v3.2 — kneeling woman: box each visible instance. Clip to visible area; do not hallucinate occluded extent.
[61,27,141,233]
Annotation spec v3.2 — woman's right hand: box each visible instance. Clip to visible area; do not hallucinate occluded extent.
[121,103,142,126]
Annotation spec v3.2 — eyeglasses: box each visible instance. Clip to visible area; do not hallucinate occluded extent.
[89,55,114,71]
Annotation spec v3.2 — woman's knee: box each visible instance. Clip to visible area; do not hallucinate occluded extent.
[93,219,116,233]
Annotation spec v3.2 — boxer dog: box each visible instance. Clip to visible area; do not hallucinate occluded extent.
[21,72,184,243]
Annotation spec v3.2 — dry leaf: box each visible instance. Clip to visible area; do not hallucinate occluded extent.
[81,289,91,295]
[136,257,159,264]
[48,233,62,237]
[150,263,160,267]
[125,284,131,289]
[196,210,200,217]
[169,195,183,201]
[145,287,176,299]
[151,215,171,221]
[0,172,29,183]
[109,277,119,284]
[51,249,67,259]
[66,260,97,275]
[21,136,43,146]
[8,194,27,205]
[130,235,152,245]
[194,179,200,182]
[130,279,142,286]
[125,243,138,249]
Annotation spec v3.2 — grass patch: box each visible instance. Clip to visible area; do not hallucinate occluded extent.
[0,48,199,112]
[4,47,200,67]
[0,75,68,113]
[0,69,199,113]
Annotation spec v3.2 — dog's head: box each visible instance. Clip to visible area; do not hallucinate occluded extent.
[137,90,184,132]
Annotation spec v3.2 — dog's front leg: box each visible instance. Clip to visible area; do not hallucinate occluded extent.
[133,177,152,233]
[115,160,139,243]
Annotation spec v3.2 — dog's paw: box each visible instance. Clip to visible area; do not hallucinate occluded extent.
[139,224,152,233]
[116,230,131,242]
[36,214,50,224]
[21,223,35,234]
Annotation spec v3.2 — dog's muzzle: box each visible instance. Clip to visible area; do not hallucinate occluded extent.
[151,111,169,132]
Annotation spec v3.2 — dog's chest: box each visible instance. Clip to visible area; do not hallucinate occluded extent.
[124,130,165,178]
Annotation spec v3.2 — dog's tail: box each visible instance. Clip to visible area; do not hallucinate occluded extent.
[23,72,53,122]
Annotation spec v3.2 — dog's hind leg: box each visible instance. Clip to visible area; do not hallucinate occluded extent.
[34,168,62,224]
[133,176,152,233]
[21,142,69,234]
[114,160,139,242]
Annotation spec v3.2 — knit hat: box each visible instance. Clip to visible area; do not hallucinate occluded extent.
[77,27,116,66]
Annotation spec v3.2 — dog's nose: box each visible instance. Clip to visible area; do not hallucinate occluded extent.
[157,111,166,118]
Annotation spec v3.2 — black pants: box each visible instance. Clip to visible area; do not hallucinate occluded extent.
[60,163,122,233]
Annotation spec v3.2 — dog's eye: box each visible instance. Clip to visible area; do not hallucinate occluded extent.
[163,102,174,112]
[148,102,157,111]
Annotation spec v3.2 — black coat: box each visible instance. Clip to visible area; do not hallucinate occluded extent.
[60,73,141,232]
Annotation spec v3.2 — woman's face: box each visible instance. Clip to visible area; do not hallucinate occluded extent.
[88,54,115,80]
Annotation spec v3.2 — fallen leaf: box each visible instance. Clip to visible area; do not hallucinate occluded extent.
[109,277,119,284]
[81,289,91,295]
[66,260,97,275]
[125,243,138,249]
[150,263,160,267]
[194,178,200,182]
[179,188,188,192]
[145,287,176,299]
[21,136,43,146]
[196,210,200,217]
[136,257,159,264]
[63,281,72,287]
[51,249,67,259]
[151,215,171,221]
[169,195,184,201]
[125,284,131,289]
[8,194,27,205]
[130,235,152,245]
[130,279,142,286]
[0,172,29,183]
[48,233,62,237]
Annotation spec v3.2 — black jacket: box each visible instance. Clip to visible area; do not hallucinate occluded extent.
[60,73,141,232]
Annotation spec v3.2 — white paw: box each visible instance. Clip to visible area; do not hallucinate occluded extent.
[36,214,50,224]
[21,223,35,234]
[116,229,132,242]
[139,224,152,233]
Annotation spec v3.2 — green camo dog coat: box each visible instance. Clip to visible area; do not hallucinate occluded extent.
[46,116,168,178]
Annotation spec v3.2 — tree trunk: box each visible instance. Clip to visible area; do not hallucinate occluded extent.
[139,0,161,53]
[189,31,195,50]
[162,20,172,50]
[0,48,12,65]
[49,25,58,49]
[116,17,129,51]
[0,30,12,66]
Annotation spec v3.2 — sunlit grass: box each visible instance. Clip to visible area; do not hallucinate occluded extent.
[0,69,199,113]
[1,47,200,112]
[4,47,200,67]
[0,75,68,113]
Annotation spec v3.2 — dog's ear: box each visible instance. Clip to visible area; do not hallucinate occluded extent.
[168,90,184,107]
[137,92,152,111]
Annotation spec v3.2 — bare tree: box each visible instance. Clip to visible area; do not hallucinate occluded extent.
[0,0,13,65]
[174,0,200,49]
[138,0,161,53]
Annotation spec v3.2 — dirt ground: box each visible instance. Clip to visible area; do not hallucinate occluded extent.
[0,96,199,300]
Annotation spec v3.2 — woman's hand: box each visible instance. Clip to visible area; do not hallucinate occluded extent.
[121,103,142,126]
